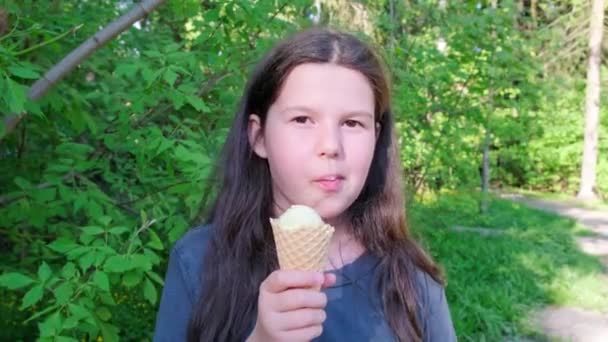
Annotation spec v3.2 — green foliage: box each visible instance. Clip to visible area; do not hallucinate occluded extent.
[496,76,608,198]
[365,1,547,194]
[0,0,313,339]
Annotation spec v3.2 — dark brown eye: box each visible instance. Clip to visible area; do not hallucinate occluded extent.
[344,120,362,128]
[293,116,309,124]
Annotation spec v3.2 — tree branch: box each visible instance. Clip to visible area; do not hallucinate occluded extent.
[1,0,167,141]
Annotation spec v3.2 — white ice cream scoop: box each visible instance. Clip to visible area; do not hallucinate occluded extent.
[276,205,324,230]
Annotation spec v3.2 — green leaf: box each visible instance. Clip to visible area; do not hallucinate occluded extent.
[82,226,104,236]
[140,209,148,224]
[100,323,120,342]
[155,138,174,156]
[143,278,157,305]
[48,238,78,253]
[0,272,35,289]
[104,255,130,273]
[143,248,161,265]
[96,215,113,226]
[14,176,32,189]
[115,63,139,78]
[53,282,74,304]
[146,271,165,287]
[62,315,80,330]
[93,271,110,292]
[55,142,95,157]
[122,270,142,288]
[66,246,89,260]
[163,68,178,86]
[61,262,77,279]
[73,195,86,215]
[99,292,116,306]
[55,336,79,342]
[9,65,40,79]
[68,303,92,320]
[21,284,44,309]
[79,232,95,246]
[6,77,27,113]
[38,311,62,337]
[108,226,129,235]
[168,90,186,110]
[95,306,112,322]
[130,254,153,271]
[78,251,96,272]
[144,68,164,87]
[34,187,56,202]
[186,95,210,112]
[147,230,164,250]
[38,262,52,283]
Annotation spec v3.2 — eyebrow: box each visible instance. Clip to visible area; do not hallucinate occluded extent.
[280,105,374,119]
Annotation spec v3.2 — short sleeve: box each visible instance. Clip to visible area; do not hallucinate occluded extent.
[424,285,457,342]
[153,246,195,342]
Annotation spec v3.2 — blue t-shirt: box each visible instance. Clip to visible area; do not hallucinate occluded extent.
[154,225,457,341]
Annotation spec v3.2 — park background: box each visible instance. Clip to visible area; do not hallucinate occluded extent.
[1,0,607,341]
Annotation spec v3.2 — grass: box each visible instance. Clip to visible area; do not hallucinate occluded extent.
[409,190,608,341]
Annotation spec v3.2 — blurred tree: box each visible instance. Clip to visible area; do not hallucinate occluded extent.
[578,0,604,200]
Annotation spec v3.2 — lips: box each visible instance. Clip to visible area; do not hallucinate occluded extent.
[314,175,345,192]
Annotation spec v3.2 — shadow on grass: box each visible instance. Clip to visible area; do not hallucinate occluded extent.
[409,191,607,341]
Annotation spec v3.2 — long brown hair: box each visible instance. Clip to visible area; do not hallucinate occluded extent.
[187,27,443,342]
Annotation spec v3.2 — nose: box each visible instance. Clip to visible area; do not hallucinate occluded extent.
[317,122,342,159]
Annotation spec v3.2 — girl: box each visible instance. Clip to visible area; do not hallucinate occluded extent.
[154,28,456,342]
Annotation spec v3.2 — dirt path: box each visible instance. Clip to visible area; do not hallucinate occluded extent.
[499,193,608,342]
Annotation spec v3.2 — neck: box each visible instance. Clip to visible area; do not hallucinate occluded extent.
[324,216,366,271]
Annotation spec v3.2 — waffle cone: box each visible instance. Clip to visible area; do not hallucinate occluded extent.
[270,219,334,273]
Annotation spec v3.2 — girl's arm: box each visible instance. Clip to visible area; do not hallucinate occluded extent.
[153,246,195,342]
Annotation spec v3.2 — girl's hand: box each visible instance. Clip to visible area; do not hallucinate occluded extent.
[246,270,336,342]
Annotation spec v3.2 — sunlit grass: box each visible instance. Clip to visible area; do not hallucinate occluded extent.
[409,190,607,341]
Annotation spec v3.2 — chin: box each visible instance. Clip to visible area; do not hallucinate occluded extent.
[315,200,354,222]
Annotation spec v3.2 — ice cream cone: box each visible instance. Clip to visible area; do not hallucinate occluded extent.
[270,205,335,290]
[271,220,334,271]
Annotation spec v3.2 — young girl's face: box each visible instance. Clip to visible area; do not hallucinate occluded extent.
[249,63,377,221]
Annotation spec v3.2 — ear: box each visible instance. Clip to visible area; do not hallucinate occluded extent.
[248,114,268,158]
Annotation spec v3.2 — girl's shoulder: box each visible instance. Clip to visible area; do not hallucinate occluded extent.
[170,224,214,279]
[412,267,447,313]
[173,224,213,253]
[411,267,457,340]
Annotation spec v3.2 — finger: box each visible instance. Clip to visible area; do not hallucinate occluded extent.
[261,270,324,293]
[275,289,327,312]
[283,324,324,341]
[280,309,326,330]
[322,273,336,288]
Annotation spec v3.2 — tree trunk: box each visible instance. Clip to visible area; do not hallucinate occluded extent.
[480,0,497,214]
[531,0,538,26]
[481,90,493,214]
[577,0,604,201]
